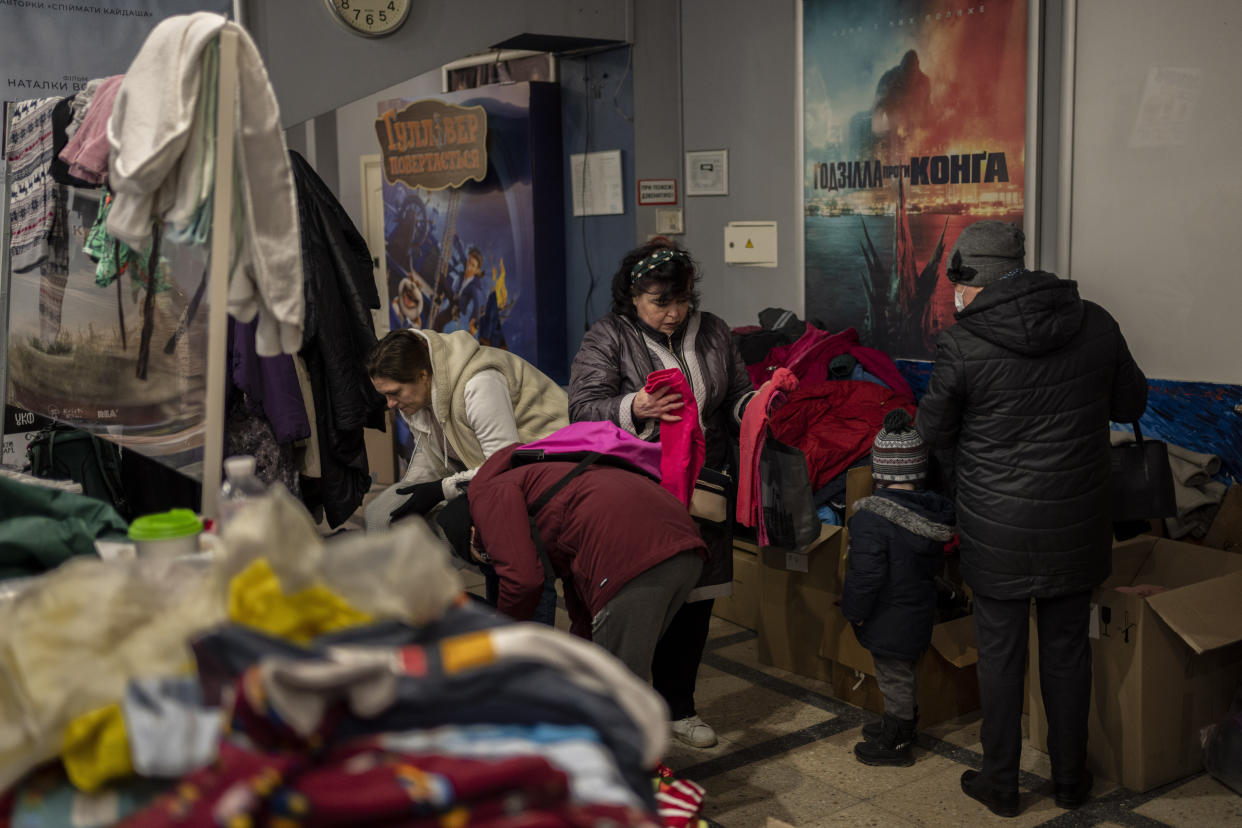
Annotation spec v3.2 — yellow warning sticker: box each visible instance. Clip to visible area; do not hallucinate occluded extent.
[745,239,754,248]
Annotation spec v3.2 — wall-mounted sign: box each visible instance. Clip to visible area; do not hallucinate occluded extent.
[375,98,488,190]
[638,178,678,205]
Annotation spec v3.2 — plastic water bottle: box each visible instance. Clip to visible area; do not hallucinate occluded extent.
[218,455,266,528]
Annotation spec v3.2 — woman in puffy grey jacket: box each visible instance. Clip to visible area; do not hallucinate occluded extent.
[568,239,754,749]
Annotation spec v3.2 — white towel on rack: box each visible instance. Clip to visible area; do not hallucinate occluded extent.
[106,12,304,356]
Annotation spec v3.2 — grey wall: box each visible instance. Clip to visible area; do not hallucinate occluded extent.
[243,0,629,127]
[631,0,683,241]
[1067,0,1241,384]
[677,0,803,327]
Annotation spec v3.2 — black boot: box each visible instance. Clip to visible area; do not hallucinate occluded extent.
[854,714,916,767]
[1054,771,1093,809]
[960,770,1020,818]
[862,706,918,742]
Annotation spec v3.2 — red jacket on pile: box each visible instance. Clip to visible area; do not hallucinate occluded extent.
[469,445,707,637]
[769,381,915,491]
[747,325,913,399]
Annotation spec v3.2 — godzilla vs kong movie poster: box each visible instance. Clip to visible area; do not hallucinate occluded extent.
[803,0,1027,360]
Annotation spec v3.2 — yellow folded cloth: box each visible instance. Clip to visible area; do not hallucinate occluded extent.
[62,703,132,792]
[228,557,372,644]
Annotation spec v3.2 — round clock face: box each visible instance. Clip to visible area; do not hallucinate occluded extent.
[324,0,411,38]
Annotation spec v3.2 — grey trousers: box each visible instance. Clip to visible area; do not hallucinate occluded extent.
[591,551,704,682]
[872,655,918,719]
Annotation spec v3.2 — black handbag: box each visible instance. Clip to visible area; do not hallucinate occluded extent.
[1110,422,1177,522]
[760,433,821,550]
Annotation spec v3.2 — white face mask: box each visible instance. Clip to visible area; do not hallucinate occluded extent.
[954,286,967,313]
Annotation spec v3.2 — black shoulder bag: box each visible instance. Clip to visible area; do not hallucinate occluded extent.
[1110,422,1177,522]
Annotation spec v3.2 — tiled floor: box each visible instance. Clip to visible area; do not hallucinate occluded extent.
[373,517,1242,827]
[669,616,1242,828]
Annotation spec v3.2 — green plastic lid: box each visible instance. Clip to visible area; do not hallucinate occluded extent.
[128,509,203,541]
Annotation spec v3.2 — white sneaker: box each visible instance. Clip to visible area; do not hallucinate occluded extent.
[671,715,718,748]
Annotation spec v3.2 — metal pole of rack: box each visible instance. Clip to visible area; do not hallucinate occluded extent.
[200,27,241,518]
[0,103,14,453]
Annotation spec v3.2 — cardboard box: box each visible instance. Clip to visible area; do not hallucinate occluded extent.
[713,546,760,630]
[364,412,398,485]
[1205,484,1241,552]
[821,608,981,726]
[754,465,875,684]
[1029,536,1242,792]
[755,524,845,683]
[805,463,981,724]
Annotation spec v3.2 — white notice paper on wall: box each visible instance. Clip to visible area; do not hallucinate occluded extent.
[570,149,624,216]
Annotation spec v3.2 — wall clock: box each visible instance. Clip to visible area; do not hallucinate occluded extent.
[323,0,411,38]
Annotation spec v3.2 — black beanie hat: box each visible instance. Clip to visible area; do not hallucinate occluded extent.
[871,408,928,484]
[432,495,473,563]
[946,221,1025,286]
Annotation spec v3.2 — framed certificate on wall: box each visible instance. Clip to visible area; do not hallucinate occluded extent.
[685,149,728,196]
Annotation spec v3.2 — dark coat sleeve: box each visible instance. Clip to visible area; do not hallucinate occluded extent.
[723,329,757,425]
[1109,329,1148,423]
[840,512,888,625]
[568,319,633,426]
[915,331,966,450]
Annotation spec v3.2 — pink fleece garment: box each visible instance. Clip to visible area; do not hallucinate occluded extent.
[643,368,704,507]
[736,368,799,544]
[57,75,124,185]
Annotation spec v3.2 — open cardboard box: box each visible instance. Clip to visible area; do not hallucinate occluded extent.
[821,609,981,726]
[1029,535,1242,792]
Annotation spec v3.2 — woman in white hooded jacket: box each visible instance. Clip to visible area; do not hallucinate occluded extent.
[363,328,567,531]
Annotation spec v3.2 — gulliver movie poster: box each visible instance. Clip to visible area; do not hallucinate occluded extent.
[377,84,544,469]
[803,0,1026,360]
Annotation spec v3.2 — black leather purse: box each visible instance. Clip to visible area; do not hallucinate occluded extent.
[1110,422,1177,522]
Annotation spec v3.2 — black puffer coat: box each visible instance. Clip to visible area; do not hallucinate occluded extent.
[841,489,956,662]
[568,311,754,600]
[915,271,1147,599]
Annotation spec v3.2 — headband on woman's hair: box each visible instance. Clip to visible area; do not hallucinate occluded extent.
[630,248,688,284]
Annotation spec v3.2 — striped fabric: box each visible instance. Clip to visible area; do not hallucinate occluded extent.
[871,410,927,483]
[6,97,61,274]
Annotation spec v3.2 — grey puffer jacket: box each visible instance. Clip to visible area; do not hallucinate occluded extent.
[916,271,1148,600]
[569,311,754,599]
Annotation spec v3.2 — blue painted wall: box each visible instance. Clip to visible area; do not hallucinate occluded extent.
[560,47,637,363]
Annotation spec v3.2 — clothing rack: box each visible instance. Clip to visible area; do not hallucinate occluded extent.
[0,28,241,519]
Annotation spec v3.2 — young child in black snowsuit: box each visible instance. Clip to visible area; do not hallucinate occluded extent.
[842,408,956,766]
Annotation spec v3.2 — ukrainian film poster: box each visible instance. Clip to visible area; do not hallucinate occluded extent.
[803,0,1026,359]
[376,85,540,470]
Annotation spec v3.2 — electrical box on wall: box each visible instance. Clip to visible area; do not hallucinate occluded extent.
[724,221,777,266]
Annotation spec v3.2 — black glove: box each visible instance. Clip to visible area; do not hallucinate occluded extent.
[390,479,446,522]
